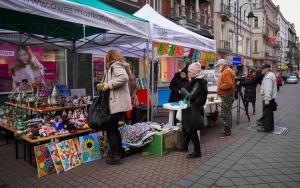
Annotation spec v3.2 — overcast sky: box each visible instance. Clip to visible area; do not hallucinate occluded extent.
[271,0,299,36]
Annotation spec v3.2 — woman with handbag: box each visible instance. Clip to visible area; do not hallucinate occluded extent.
[103,50,132,165]
[175,62,208,159]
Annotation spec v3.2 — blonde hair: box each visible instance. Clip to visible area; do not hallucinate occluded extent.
[104,50,126,70]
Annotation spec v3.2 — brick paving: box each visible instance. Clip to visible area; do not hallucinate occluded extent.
[0,83,299,188]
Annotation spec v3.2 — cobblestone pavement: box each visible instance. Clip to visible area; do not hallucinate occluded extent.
[0,83,299,188]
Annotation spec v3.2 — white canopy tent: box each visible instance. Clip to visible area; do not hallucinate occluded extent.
[79,4,217,120]
[79,4,216,56]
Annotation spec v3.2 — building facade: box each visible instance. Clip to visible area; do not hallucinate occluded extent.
[215,0,254,76]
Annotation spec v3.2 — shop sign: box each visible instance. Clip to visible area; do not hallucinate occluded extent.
[277,65,288,70]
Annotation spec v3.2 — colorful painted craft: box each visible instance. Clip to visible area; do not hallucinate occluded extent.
[72,137,83,163]
[97,131,110,158]
[46,143,64,174]
[34,144,55,177]
[79,133,101,163]
[56,139,81,171]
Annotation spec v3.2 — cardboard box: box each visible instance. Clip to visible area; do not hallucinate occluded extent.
[143,130,180,156]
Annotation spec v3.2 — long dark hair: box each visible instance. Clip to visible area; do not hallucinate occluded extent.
[11,46,42,76]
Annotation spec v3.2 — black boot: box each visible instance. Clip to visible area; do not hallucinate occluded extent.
[253,110,256,115]
[187,151,201,159]
[106,154,121,165]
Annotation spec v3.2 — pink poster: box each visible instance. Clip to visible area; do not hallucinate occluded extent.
[0,42,52,93]
[167,57,175,82]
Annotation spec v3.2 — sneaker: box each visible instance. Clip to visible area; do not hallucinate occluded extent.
[187,152,201,159]
[219,132,231,138]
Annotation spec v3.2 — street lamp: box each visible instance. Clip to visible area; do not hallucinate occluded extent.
[221,0,256,76]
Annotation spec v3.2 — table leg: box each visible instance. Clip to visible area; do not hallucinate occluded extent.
[15,139,18,159]
[168,110,175,126]
[29,144,32,165]
[24,141,27,161]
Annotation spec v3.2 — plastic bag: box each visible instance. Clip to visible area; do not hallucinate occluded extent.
[176,96,188,121]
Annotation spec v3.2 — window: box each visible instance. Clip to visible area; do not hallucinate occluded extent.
[246,38,250,56]
[254,17,258,27]
[254,40,258,52]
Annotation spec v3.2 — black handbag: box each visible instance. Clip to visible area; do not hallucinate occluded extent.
[182,107,205,132]
[87,90,110,130]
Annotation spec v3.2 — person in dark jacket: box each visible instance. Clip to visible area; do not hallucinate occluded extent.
[236,68,263,86]
[168,66,189,102]
[175,62,208,159]
[243,68,257,115]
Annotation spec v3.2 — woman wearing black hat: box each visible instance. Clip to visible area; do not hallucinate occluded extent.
[168,66,189,103]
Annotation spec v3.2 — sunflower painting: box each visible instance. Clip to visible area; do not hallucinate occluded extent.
[79,133,101,163]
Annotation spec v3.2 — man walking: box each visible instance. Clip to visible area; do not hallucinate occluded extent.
[257,64,277,132]
[215,59,235,138]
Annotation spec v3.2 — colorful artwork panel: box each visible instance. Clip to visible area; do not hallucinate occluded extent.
[34,144,55,178]
[56,139,81,171]
[97,131,110,158]
[46,143,64,174]
[72,137,83,163]
[79,133,101,163]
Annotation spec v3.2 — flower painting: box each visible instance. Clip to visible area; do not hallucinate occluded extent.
[79,133,101,163]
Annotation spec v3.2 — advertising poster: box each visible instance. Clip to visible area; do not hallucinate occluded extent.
[0,42,57,93]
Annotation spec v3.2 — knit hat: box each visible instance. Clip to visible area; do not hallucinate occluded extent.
[215,59,227,67]
[188,62,202,74]
[181,65,188,75]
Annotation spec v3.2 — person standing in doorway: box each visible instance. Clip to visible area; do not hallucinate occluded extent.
[215,59,235,138]
[256,64,277,132]
[103,49,132,165]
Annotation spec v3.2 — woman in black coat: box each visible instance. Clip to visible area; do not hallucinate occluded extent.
[243,68,257,115]
[175,63,208,159]
[168,66,189,102]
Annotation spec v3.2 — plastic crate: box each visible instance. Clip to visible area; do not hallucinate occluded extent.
[157,88,171,107]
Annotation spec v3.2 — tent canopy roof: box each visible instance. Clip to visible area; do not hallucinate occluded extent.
[0,0,149,50]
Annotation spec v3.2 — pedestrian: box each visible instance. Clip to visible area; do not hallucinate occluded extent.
[236,68,264,125]
[243,68,257,115]
[215,59,235,138]
[256,64,277,132]
[168,66,189,126]
[102,49,132,164]
[175,62,207,158]
[276,73,282,92]
[168,66,189,103]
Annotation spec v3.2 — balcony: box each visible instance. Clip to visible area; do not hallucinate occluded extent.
[199,0,211,4]
[274,23,280,33]
[253,3,264,10]
[219,3,231,21]
[217,40,231,53]
[262,27,269,39]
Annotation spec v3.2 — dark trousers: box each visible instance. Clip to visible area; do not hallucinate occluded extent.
[245,102,256,112]
[106,112,124,154]
[261,99,275,131]
[181,131,201,154]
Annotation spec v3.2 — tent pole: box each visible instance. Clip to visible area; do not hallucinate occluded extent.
[72,39,77,88]
[151,41,155,121]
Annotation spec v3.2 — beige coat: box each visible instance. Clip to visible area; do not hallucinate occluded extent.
[105,61,132,114]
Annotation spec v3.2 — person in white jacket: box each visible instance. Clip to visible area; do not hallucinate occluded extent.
[257,63,277,132]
